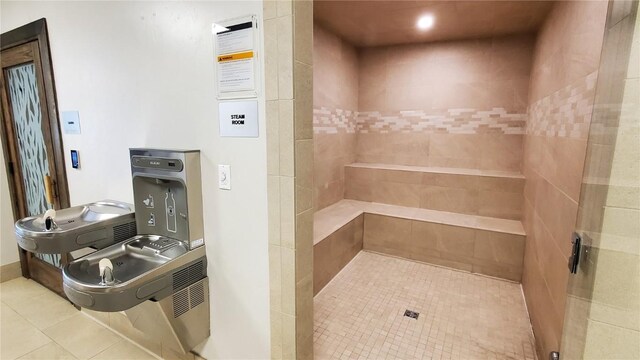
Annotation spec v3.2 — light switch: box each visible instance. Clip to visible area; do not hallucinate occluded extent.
[218,164,231,190]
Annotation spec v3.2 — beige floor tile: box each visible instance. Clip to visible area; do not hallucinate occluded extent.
[9,288,79,330]
[43,313,121,360]
[90,340,157,360]
[314,251,537,360]
[0,302,52,360]
[0,278,48,306]
[17,342,77,360]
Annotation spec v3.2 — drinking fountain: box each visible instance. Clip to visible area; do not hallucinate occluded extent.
[15,200,137,254]
[62,149,209,354]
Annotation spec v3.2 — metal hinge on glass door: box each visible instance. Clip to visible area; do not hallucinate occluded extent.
[568,232,581,274]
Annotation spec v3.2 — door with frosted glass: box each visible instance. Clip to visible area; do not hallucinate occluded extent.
[560,2,639,359]
[1,19,70,296]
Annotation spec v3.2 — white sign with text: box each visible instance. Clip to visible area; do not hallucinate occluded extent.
[219,100,259,137]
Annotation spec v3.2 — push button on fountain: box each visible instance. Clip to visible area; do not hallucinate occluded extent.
[143,195,154,208]
[148,213,155,226]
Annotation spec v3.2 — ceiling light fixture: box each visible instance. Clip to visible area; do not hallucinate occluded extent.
[417,15,435,30]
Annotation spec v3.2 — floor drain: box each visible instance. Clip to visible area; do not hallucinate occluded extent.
[404,310,419,319]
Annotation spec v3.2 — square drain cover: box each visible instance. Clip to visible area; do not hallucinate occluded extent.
[404,310,419,319]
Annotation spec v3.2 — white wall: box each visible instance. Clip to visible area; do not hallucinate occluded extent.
[0,1,271,359]
[0,143,20,265]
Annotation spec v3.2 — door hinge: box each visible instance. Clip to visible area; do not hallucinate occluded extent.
[568,232,581,274]
[8,161,14,175]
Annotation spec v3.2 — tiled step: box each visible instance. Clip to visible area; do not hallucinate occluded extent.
[345,163,524,220]
[314,200,525,283]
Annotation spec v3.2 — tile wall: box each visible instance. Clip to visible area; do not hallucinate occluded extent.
[344,165,524,220]
[313,24,358,211]
[363,214,525,282]
[353,34,534,172]
[313,214,363,295]
[264,1,314,359]
[312,29,536,212]
[520,1,609,357]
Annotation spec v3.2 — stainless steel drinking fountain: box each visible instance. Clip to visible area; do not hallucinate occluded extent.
[62,149,209,354]
[15,201,137,254]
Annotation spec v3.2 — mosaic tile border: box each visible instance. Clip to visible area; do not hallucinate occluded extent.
[357,108,526,134]
[527,71,598,139]
[313,107,526,135]
[313,107,357,134]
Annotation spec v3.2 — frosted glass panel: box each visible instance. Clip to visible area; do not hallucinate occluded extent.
[7,63,61,268]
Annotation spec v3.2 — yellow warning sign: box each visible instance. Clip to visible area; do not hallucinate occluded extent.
[217,51,254,63]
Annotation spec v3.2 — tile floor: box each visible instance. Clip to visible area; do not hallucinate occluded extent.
[314,251,537,360]
[0,277,157,360]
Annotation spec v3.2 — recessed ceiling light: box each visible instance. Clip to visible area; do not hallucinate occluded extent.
[417,15,435,30]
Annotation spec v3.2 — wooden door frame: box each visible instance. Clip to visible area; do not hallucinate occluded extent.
[0,18,70,292]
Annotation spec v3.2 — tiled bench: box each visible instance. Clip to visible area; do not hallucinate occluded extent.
[313,200,526,294]
[344,163,525,220]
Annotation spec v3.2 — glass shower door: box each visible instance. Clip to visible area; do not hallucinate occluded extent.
[560,2,639,359]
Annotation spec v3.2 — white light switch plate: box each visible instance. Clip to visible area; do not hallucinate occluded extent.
[218,164,231,190]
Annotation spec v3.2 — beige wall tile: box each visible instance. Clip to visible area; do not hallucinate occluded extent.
[583,319,640,360]
[295,209,314,280]
[477,190,523,220]
[372,181,421,208]
[281,313,296,360]
[264,1,277,20]
[477,176,525,193]
[419,186,479,215]
[522,257,563,356]
[277,15,294,100]
[264,18,279,101]
[276,0,292,17]
[280,176,295,249]
[296,332,314,360]
[313,215,363,295]
[280,247,296,316]
[269,245,283,314]
[479,134,523,172]
[270,311,283,360]
[358,34,535,112]
[313,24,358,110]
[293,0,313,66]
[363,214,412,258]
[313,236,333,295]
[268,175,281,246]
[422,172,478,189]
[295,139,313,189]
[279,100,295,176]
[474,230,525,267]
[412,221,475,259]
[294,62,313,140]
[590,247,640,321]
[295,274,313,343]
[266,101,280,176]
[472,261,522,282]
